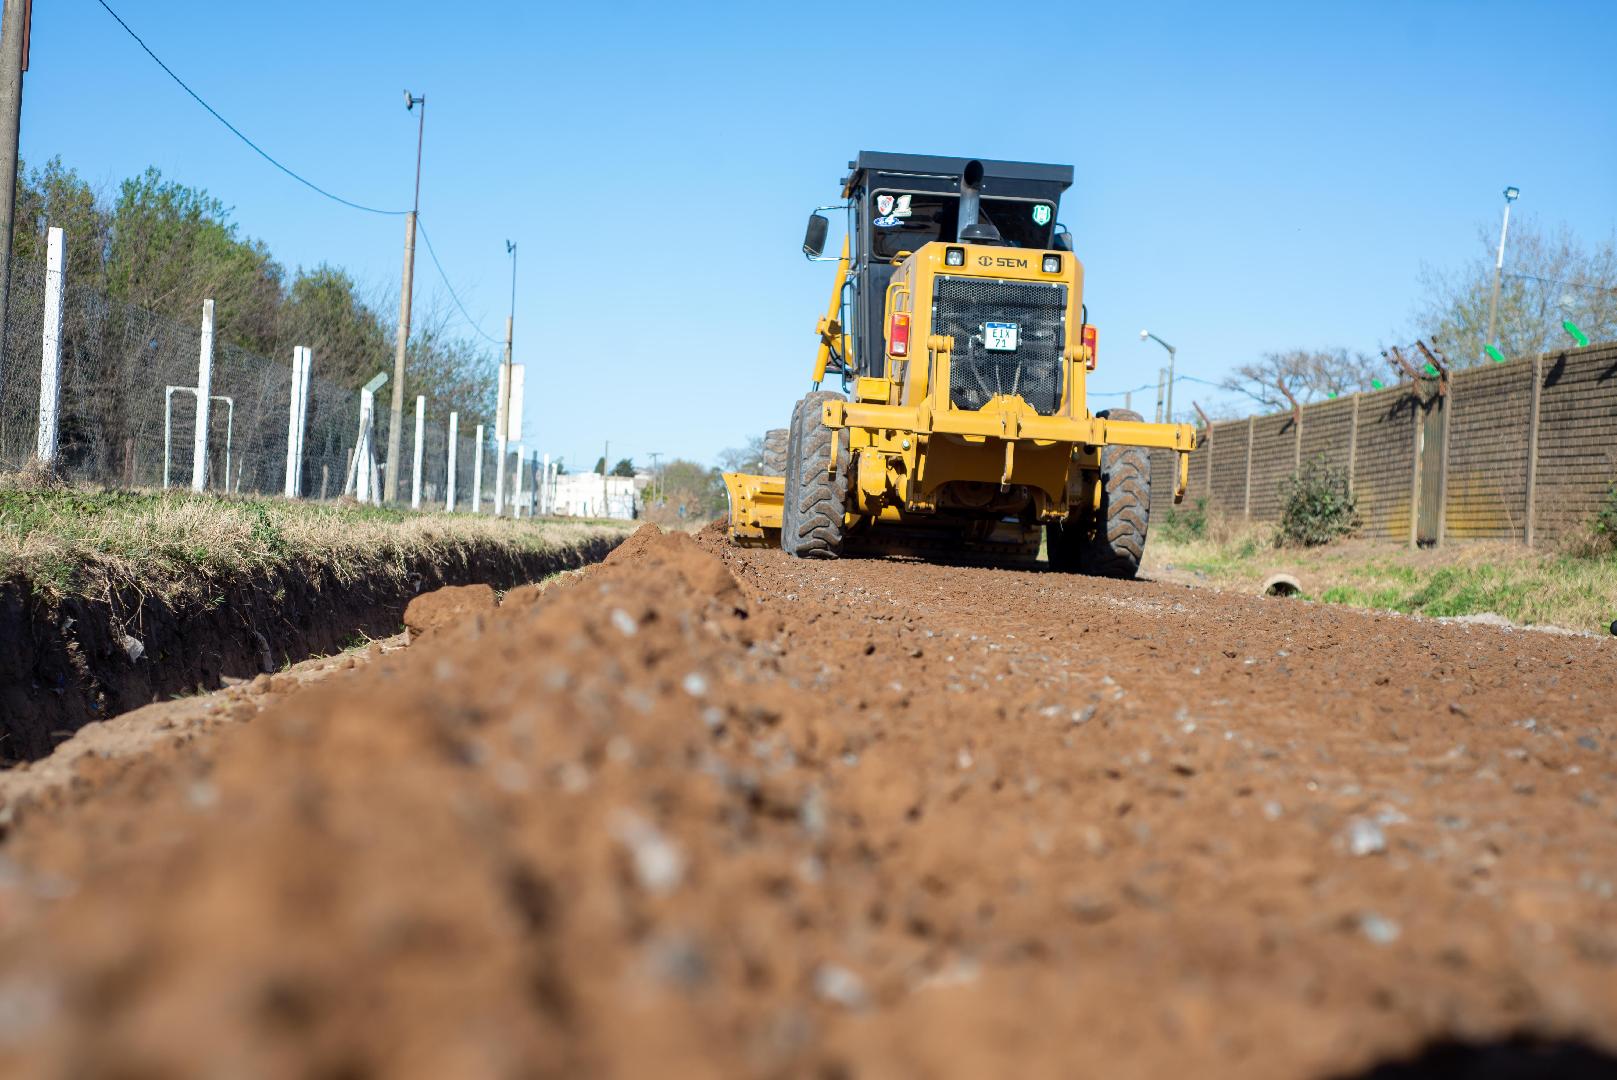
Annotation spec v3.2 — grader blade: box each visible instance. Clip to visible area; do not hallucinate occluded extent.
[721,472,784,547]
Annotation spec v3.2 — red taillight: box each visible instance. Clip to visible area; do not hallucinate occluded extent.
[889,312,911,356]
[1082,324,1098,370]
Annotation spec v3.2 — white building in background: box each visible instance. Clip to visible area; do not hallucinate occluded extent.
[542,471,645,520]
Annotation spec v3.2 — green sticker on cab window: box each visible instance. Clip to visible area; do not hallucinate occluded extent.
[1031,204,1052,225]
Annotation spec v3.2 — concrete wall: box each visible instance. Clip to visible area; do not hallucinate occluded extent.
[1175,342,1617,545]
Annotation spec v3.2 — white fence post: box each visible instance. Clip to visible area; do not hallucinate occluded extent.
[515,445,527,518]
[284,346,305,497]
[354,391,374,503]
[446,410,459,511]
[296,347,312,494]
[36,227,66,465]
[191,299,215,492]
[471,423,484,513]
[411,394,425,510]
[494,366,509,515]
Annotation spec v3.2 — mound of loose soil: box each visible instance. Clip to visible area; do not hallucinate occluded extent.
[0,525,1614,1077]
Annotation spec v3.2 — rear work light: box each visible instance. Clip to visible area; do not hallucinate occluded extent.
[945,246,965,266]
[1082,324,1098,370]
[889,312,911,356]
[1041,254,1061,273]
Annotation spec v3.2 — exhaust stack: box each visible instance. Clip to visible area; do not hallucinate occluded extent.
[957,160,983,239]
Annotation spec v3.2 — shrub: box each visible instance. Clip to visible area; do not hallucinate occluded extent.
[1595,483,1617,542]
[1156,496,1208,544]
[1277,457,1358,547]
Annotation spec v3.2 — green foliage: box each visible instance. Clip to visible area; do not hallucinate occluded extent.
[12,157,110,291]
[106,168,285,354]
[610,458,636,478]
[1277,457,1358,547]
[1155,497,1208,544]
[279,265,390,389]
[651,459,726,520]
[1595,482,1617,541]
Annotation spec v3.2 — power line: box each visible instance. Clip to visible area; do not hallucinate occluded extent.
[94,0,406,216]
[416,216,502,345]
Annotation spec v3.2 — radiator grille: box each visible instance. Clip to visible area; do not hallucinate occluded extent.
[934,276,1066,416]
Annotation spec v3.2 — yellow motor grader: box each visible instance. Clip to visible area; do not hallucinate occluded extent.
[722,152,1197,576]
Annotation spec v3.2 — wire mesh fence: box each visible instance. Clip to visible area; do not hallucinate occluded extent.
[0,253,503,509]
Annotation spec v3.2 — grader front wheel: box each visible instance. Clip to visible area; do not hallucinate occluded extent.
[783,391,848,559]
[1049,408,1151,578]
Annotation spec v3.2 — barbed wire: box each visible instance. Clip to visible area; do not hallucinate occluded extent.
[1504,271,1617,296]
[1089,373,1225,398]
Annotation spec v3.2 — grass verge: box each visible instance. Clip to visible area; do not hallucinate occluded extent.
[0,484,631,601]
[1145,514,1617,634]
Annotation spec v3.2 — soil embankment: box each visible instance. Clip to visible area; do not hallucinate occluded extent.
[0,523,1613,1077]
[0,532,622,762]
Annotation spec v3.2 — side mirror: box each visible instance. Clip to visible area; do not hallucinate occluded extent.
[802,213,830,259]
[1053,227,1073,252]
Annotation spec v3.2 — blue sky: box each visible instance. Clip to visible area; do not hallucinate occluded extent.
[23,0,1617,469]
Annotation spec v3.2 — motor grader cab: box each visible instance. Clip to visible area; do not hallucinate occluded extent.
[722,151,1198,576]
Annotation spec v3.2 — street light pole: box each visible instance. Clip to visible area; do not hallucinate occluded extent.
[384,90,426,504]
[1484,185,1520,359]
[496,240,516,515]
[1140,330,1177,422]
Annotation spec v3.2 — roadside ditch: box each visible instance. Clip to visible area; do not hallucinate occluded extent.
[0,532,623,763]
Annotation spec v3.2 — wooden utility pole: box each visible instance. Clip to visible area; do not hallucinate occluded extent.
[0,0,31,366]
[385,92,426,503]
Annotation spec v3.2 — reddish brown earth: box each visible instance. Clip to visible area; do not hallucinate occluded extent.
[0,523,1614,1078]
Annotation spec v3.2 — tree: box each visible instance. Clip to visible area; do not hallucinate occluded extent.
[403,305,498,429]
[1222,348,1381,412]
[277,265,389,390]
[12,157,111,292]
[610,458,636,477]
[593,456,607,475]
[1415,216,1617,366]
[105,168,284,354]
[656,458,726,520]
[716,436,765,474]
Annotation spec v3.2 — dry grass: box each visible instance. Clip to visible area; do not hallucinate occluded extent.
[1146,512,1617,635]
[0,484,631,601]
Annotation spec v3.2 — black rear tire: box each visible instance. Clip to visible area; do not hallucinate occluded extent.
[761,428,789,476]
[1048,408,1151,578]
[783,391,848,559]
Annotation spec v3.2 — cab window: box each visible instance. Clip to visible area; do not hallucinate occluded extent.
[870,191,1055,259]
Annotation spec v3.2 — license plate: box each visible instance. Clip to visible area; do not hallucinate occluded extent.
[984,322,1019,351]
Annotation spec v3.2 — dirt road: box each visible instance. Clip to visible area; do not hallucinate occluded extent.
[1,525,1614,1078]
